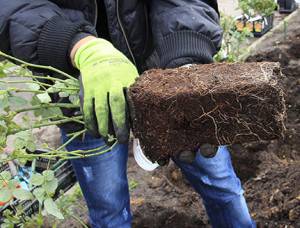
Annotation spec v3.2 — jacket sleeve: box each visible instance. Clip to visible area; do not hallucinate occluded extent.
[0,0,96,74]
[149,0,223,68]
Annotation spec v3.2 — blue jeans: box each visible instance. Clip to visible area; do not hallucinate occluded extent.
[62,132,255,228]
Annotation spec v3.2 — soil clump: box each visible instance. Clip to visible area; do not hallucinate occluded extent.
[129,62,286,162]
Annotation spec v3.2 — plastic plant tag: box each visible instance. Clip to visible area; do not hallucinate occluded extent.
[133,138,159,171]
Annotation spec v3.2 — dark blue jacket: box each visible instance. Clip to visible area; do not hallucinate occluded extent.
[0,0,222,74]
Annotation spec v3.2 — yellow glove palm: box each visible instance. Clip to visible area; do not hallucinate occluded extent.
[74,39,138,143]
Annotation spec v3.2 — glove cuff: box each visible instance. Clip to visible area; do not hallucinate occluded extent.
[74,38,125,69]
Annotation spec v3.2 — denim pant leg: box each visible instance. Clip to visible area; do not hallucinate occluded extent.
[62,132,131,228]
[173,146,255,228]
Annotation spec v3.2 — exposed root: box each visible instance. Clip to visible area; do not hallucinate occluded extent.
[129,62,286,162]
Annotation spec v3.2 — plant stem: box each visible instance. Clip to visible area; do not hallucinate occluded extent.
[70,214,89,228]
[0,51,76,80]
[0,80,51,87]
[8,116,84,134]
[56,129,87,151]
[9,74,73,84]
[8,88,45,93]
[5,143,115,162]
[15,103,80,114]
[8,87,79,94]
[64,142,116,160]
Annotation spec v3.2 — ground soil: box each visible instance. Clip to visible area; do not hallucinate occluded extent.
[55,10,300,228]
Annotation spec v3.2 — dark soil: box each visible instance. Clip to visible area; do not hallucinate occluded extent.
[129,62,286,162]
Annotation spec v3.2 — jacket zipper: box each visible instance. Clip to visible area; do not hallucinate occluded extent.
[93,0,98,26]
[143,3,150,56]
[116,0,137,66]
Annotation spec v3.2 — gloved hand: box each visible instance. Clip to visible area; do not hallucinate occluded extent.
[74,38,138,143]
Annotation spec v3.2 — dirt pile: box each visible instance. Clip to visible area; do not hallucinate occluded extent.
[129,62,286,162]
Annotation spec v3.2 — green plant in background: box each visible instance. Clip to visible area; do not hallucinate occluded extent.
[0,51,118,227]
[0,51,117,162]
[214,15,253,62]
[1,170,62,228]
[238,0,277,17]
[129,179,139,191]
[1,175,87,227]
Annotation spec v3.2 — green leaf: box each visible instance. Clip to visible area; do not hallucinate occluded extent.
[10,149,29,165]
[0,91,9,112]
[44,198,64,219]
[31,95,41,106]
[58,91,69,98]
[31,95,62,118]
[69,94,80,105]
[30,173,44,186]
[7,179,19,190]
[36,92,51,104]
[43,170,55,182]
[33,187,45,204]
[12,188,33,201]
[0,171,11,182]
[0,187,12,203]
[47,81,65,93]
[0,65,5,78]
[0,71,5,79]
[26,141,36,152]
[8,96,28,110]
[26,83,40,91]
[13,131,36,152]
[0,121,8,147]
[65,79,79,87]
[44,178,58,195]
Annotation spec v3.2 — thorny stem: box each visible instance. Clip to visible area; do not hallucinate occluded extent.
[15,103,80,114]
[0,51,76,80]
[66,129,86,138]
[70,214,89,228]
[0,52,115,165]
[60,142,116,160]
[0,80,52,88]
[9,74,75,84]
[7,87,78,94]
[7,88,46,93]
[56,129,87,151]
[8,116,84,135]
[4,142,116,162]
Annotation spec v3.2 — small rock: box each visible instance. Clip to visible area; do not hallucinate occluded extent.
[289,206,300,221]
[149,176,163,188]
[171,169,182,182]
[131,197,145,206]
[269,189,284,203]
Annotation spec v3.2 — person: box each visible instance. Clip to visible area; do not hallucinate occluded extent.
[0,1,255,227]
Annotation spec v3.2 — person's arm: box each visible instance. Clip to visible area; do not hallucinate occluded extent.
[149,0,223,68]
[0,0,96,74]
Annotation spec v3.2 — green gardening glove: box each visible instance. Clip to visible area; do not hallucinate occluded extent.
[74,38,138,143]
